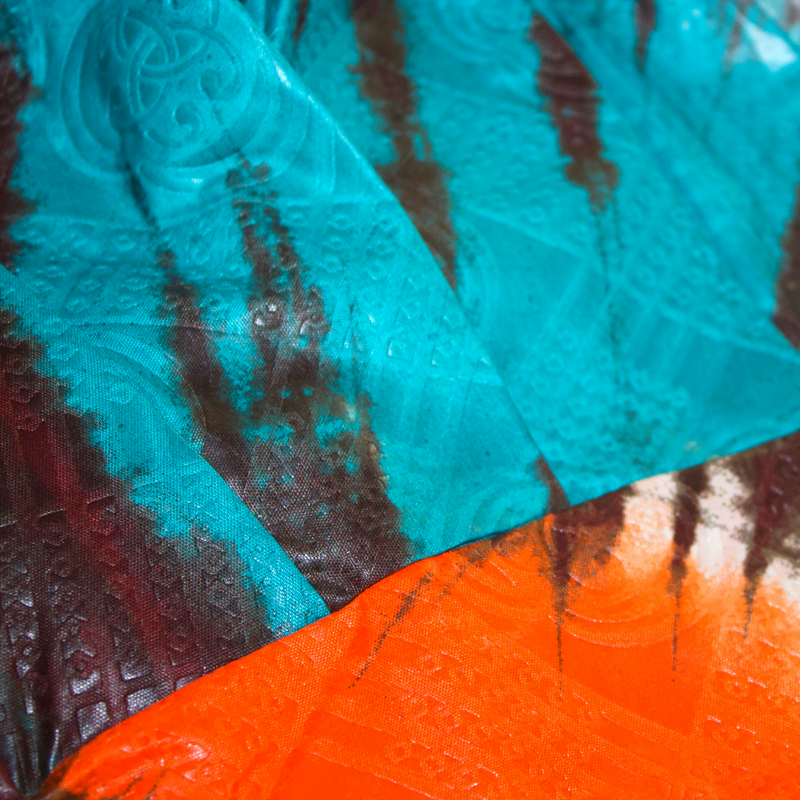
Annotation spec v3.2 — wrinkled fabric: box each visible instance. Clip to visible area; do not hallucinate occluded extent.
[0,1,565,790]
[0,0,560,605]
[262,0,800,502]
[37,431,800,798]
[3,0,800,796]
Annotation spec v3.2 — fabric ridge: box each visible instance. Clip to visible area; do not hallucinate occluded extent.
[37,430,800,798]
[1,0,800,796]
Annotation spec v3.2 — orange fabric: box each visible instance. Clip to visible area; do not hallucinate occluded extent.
[40,496,800,799]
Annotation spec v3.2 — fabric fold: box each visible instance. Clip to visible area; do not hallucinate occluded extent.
[272,0,800,501]
[38,427,800,798]
[0,0,563,790]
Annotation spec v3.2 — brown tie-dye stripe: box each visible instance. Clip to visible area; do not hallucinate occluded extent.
[160,250,251,494]
[541,487,630,673]
[294,0,310,45]
[351,0,459,290]
[0,310,272,796]
[634,0,657,70]
[0,43,32,272]
[773,182,800,348]
[669,464,708,667]
[221,163,410,612]
[529,14,620,214]
[729,432,800,634]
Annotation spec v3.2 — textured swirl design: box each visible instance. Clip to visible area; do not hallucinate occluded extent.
[39,443,800,798]
[59,0,273,188]
[420,0,534,63]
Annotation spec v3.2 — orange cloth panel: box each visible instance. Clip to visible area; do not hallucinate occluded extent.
[40,487,800,799]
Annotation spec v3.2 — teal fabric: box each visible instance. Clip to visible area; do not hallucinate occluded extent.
[268,0,800,503]
[0,0,558,620]
[5,0,800,793]
[4,0,800,639]
[0,4,569,787]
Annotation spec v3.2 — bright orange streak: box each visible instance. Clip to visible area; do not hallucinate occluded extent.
[39,505,800,799]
